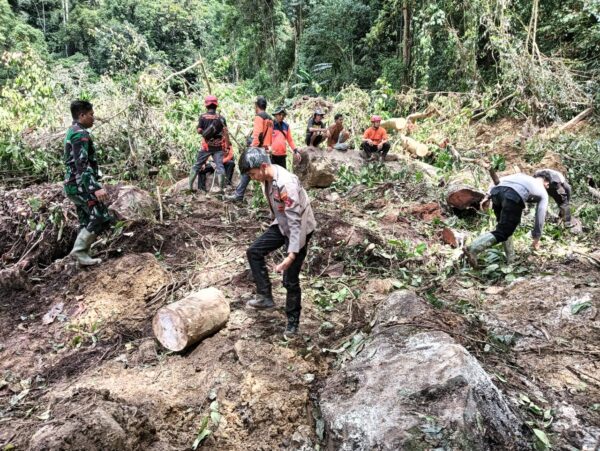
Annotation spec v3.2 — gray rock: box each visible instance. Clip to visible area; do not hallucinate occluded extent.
[109,185,157,222]
[319,290,527,451]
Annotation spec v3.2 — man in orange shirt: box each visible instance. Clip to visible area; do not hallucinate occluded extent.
[226,96,273,202]
[361,115,390,162]
[271,106,300,169]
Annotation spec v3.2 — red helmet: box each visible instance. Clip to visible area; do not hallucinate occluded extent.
[204,95,218,107]
[371,115,382,123]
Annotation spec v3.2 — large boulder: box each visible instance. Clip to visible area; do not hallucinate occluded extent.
[294,147,364,188]
[319,290,527,450]
[108,185,157,222]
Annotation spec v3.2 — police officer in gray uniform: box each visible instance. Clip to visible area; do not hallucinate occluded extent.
[238,147,317,338]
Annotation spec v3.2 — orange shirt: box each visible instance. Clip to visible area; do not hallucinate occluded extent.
[223,145,234,163]
[252,113,273,148]
[271,121,296,156]
[363,126,388,145]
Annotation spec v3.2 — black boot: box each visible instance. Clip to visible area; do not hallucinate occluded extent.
[284,312,300,338]
[246,294,275,309]
[197,172,208,192]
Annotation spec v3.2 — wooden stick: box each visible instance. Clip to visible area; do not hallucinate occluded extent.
[156,186,164,223]
[558,107,593,132]
[587,185,600,201]
[471,92,517,121]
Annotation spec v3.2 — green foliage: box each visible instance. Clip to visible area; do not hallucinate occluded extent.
[332,163,410,193]
[90,23,151,75]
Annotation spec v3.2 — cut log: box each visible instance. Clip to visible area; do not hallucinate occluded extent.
[153,287,230,352]
[445,172,487,210]
[380,117,407,132]
[400,135,430,158]
[446,184,486,210]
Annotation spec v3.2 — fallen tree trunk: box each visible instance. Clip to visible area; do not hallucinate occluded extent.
[400,135,431,158]
[153,287,230,351]
[380,106,439,134]
[544,107,594,138]
[445,171,486,210]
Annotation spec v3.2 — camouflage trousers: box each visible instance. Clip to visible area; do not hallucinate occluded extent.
[64,185,113,234]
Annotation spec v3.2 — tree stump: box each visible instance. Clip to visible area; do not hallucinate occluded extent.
[445,172,487,210]
[152,287,230,352]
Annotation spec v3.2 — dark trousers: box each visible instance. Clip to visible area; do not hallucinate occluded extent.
[271,155,286,169]
[192,149,224,175]
[306,133,326,147]
[548,182,572,223]
[246,225,312,320]
[197,165,215,191]
[361,141,390,158]
[490,186,525,243]
[224,161,235,185]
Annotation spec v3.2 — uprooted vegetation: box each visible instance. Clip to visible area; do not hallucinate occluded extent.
[1,108,600,450]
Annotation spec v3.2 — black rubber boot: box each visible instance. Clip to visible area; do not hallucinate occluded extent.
[284,312,300,339]
[246,295,275,309]
[197,172,207,192]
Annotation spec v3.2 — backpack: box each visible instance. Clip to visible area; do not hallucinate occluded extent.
[201,114,225,141]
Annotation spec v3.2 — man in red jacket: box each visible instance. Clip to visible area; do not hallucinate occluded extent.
[270,106,300,169]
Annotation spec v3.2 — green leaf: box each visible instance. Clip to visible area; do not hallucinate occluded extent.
[529,403,544,416]
[571,301,592,315]
[210,411,221,426]
[192,416,211,450]
[533,428,551,451]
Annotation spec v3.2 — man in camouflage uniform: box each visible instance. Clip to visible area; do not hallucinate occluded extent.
[64,100,112,266]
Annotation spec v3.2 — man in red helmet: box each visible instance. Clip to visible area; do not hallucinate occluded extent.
[189,95,230,193]
[361,115,390,162]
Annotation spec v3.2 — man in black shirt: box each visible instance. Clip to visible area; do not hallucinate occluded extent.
[189,95,229,194]
[305,109,327,147]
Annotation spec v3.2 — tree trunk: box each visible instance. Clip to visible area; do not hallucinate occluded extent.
[445,172,486,210]
[152,287,230,352]
[400,135,430,157]
[402,0,411,82]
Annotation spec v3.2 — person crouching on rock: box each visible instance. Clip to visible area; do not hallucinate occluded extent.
[240,147,316,338]
[64,100,113,266]
[305,109,327,147]
[360,115,390,162]
[326,113,351,152]
[271,106,301,169]
[465,173,549,267]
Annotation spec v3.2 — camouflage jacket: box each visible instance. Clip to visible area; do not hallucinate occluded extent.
[63,122,102,194]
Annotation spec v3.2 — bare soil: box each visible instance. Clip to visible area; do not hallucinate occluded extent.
[1,129,599,450]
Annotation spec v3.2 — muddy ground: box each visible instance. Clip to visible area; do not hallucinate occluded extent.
[1,136,599,450]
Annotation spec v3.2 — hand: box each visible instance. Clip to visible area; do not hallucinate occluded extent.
[326,146,333,152]
[479,196,490,210]
[377,143,383,150]
[532,238,540,250]
[94,188,108,202]
[275,254,295,273]
[293,151,302,162]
